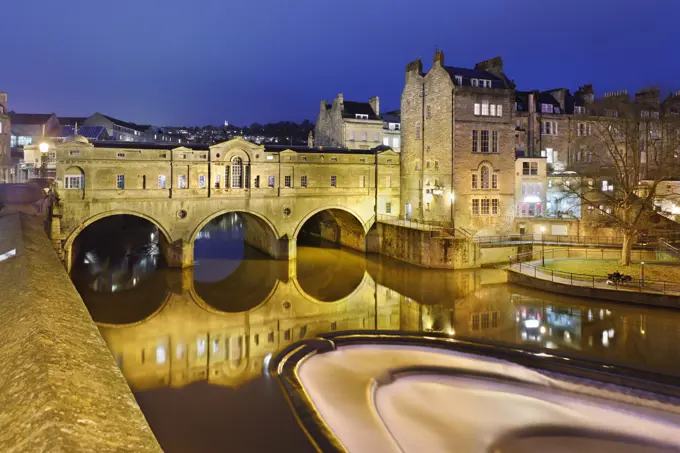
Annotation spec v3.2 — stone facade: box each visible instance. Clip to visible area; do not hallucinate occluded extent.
[401,52,516,235]
[51,137,400,270]
[314,94,399,151]
[0,92,11,183]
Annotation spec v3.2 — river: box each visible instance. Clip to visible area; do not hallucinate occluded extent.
[71,214,680,453]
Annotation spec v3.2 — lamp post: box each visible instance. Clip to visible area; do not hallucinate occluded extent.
[641,261,645,288]
[540,226,546,266]
[39,142,50,179]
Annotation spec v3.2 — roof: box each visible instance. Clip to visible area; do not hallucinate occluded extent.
[90,141,210,150]
[264,144,377,155]
[61,125,108,140]
[382,111,401,123]
[444,66,505,88]
[59,116,88,126]
[99,114,149,132]
[8,112,55,125]
[342,101,379,120]
[515,91,565,113]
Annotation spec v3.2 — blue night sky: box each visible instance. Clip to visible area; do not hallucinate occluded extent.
[2,0,679,127]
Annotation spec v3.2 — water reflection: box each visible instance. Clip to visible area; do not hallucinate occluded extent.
[70,215,680,390]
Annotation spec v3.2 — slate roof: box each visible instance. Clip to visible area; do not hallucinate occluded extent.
[444,66,505,88]
[61,125,108,140]
[8,112,55,125]
[515,91,564,113]
[100,114,148,132]
[342,101,379,120]
[382,110,401,123]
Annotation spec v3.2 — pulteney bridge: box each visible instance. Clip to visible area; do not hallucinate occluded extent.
[49,137,400,271]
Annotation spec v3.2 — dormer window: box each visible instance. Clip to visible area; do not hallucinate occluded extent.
[541,103,554,113]
[455,75,463,85]
[481,80,492,88]
[471,79,479,87]
[574,106,586,115]
[355,114,369,119]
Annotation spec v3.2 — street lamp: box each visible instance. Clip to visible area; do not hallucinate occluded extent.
[39,142,50,179]
[540,226,546,266]
[641,261,645,288]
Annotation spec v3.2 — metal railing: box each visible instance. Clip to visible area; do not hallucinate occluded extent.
[474,232,680,246]
[658,238,680,259]
[376,214,453,232]
[508,247,680,295]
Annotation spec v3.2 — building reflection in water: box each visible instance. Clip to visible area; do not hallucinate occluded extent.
[72,214,680,394]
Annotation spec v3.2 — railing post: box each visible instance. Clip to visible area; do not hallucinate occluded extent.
[592,275,595,287]
[570,273,573,285]
[534,266,537,278]
[551,269,554,282]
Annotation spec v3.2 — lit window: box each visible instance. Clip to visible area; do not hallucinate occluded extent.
[158,175,166,189]
[383,137,389,146]
[471,79,479,87]
[481,199,490,215]
[197,339,206,357]
[330,175,337,187]
[492,174,498,189]
[385,202,392,214]
[481,130,489,153]
[268,176,275,188]
[386,175,391,188]
[266,155,274,160]
[541,103,554,113]
[64,174,83,189]
[300,175,307,187]
[602,180,609,191]
[474,103,481,115]
[392,137,400,148]
[156,346,166,365]
[481,100,489,116]
[177,175,186,189]
[496,104,503,117]
[490,104,496,116]
[492,199,499,215]
[455,75,463,85]
[471,174,478,189]
[284,175,292,188]
[231,157,243,188]
[574,106,586,115]
[116,174,125,189]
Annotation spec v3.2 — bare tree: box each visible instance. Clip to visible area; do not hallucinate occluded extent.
[568,89,680,265]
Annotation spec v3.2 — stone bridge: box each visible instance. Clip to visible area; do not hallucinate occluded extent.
[49,137,400,271]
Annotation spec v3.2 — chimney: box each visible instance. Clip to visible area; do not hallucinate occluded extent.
[405,59,423,83]
[433,50,445,67]
[308,131,314,148]
[528,92,536,157]
[369,96,380,116]
[475,56,504,78]
[337,93,344,105]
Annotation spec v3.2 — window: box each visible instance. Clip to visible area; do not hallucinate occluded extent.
[474,103,481,115]
[480,166,490,189]
[330,176,337,187]
[651,111,660,119]
[492,174,498,189]
[231,157,243,188]
[214,174,221,188]
[455,75,463,85]
[577,122,591,136]
[359,175,365,188]
[482,79,492,88]
[116,174,125,189]
[254,175,260,188]
[574,106,586,115]
[268,176,275,188]
[355,114,368,119]
[471,174,478,189]
[481,130,489,153]
[496,104,502,117]
[415,122,421,140]
[481,199,490,215]
[602,180,611,192]
[301,175,307,187]
[605,109,618,118]
[177,175,187,188]
[64,175,83,189]
[492,130,498,153]
[116,153,125,159]
[386,202,392,214]
[541,121,558,135]
[490,104,496,116]
[481,100,489,116]
[386,175,391,188]
[472,130,478,153]
[284,175,292,188]
[472,199,480,216]
[158,175,166,189]
[471,78,479,87]
[198,175,206,189]
[392,137,400,148]
[522,162,538,175]
[426,105,432,118]
[541,103,554,113]
[641,110,650,119]
[331,321,337,331]
[383,137,389,146]
[492,199,499,215]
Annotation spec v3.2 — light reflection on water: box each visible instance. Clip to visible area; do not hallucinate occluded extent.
[70,214,680,452]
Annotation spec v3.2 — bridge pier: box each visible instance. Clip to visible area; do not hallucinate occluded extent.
[160,237,194,268]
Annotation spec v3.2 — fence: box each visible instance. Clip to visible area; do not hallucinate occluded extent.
[474,232,680,246]
[376,215,453,232]
[508,247,680,295]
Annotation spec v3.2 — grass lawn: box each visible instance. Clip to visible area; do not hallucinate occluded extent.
[543,259,680,282]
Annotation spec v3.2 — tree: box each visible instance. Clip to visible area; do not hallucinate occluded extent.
[568,89,680,265]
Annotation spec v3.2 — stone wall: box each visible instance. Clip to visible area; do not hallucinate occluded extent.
[375,222,479,269]
[0,213,160,452]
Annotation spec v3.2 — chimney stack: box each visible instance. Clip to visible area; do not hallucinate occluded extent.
[433,50,445,67]
[369,96,380,116]
[337,93,344,104]
[475,56,504,78]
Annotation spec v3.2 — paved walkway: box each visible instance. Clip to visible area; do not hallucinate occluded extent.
[508,260,680,296]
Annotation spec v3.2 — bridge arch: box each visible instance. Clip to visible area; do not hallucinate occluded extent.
[190,208,281,243]
[294,205,372,253]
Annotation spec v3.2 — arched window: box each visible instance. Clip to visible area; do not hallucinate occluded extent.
[480,165,490,189]
[231,157,243,188]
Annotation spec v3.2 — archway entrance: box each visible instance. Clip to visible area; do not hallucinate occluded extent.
[70,214,169,324]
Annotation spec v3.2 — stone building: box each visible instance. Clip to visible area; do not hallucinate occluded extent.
[382,110,401,152]
[400,51,516,235]
[314,94,388,150]
[0,93,11,183]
